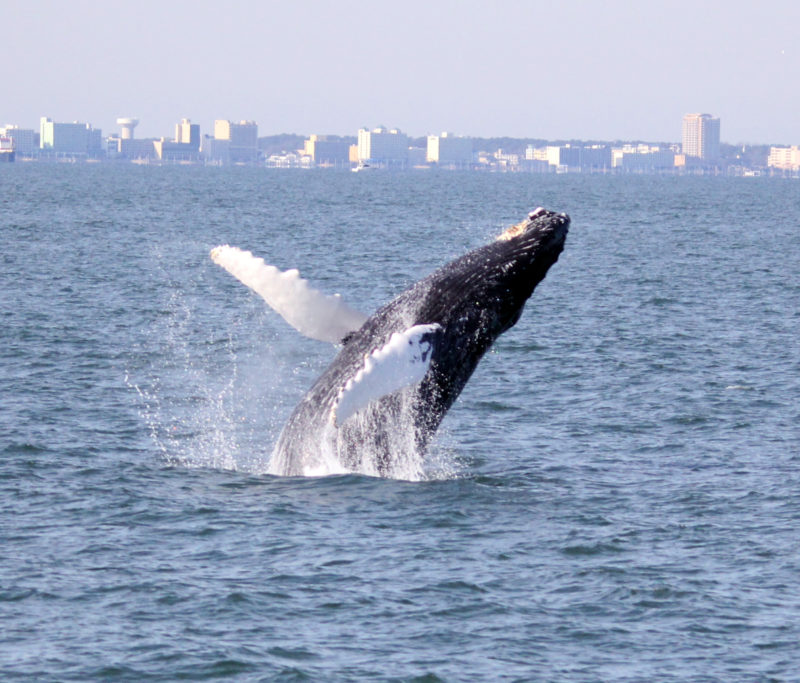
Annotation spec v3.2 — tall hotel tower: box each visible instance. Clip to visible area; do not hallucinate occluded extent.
[682,113,720,161]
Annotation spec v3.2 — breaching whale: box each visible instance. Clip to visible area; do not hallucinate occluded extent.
[211,208,569,478]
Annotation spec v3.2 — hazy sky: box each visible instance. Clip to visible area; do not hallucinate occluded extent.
[3,0,798,144]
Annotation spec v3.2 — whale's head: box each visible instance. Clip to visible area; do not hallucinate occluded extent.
[498,206,570,248]
[417,207,569,343]
[468,207,569,336]
[493,207,569,284]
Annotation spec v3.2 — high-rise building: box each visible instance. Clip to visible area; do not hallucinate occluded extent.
[427,132,473,166]
[682,113,720,161]
[357,127,409,166]
[175,118,200,149]
[214,120,258,163]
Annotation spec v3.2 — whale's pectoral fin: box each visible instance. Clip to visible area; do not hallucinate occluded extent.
[331,323,442,427]
[210,245,369,344]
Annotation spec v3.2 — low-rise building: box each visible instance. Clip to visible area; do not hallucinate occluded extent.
[494,149,520,169]
[303,135,351,166]
[265,151,313,168]
[40,117,102,157]
[154,139,200,162]
[0,126,36,156]
[527,144,611,171]
[767,146,800,171]
[525,146,549,162]
[0,135,14,161]
[611,144,675,171]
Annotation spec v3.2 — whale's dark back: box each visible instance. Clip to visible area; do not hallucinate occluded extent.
[271,210,569,476]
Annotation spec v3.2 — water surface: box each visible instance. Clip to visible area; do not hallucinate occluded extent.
[1,166,799,680]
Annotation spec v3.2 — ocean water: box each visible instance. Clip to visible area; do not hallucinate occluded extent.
[1,164,799,681]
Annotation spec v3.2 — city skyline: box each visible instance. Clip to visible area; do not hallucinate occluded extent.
[2,1,799,145]
[1,110,795,152]
[6,113,800,174]
[3,97,797,153]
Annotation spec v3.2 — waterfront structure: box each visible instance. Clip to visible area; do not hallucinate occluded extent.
[357,127,409,167]
[0,126,36,156]
[427,133,473,166]
[214,120,259,163]
[39,117,102,157]
[303,135,350,166]
[116,118,139,140]
[682,113,720,161]
[767,146,800,171]
[265,151,314,168]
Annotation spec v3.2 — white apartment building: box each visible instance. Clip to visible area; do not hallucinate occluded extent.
[682,113,720,160]
[611,144,676,170]
[767,146,800,170]
[40,117,102,156]
[357,127,409,166]
[426,132,473,165]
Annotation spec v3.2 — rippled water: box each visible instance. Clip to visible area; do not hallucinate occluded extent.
[1,165,799,681]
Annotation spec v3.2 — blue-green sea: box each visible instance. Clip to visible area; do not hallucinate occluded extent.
[1,165,799,681]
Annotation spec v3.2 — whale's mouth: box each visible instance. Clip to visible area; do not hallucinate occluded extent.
[497,207,570,242]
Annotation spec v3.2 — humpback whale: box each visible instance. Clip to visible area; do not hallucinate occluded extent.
[211,208,569,478]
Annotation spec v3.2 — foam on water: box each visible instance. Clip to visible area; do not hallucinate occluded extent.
[267,384,460,481]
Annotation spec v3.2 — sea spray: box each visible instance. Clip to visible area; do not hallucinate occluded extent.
[127,283,283,474]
